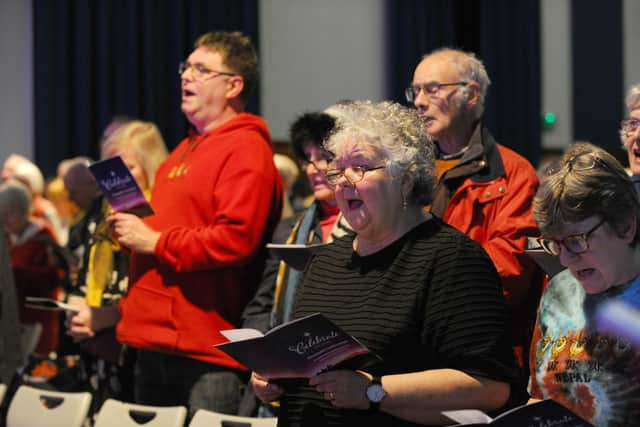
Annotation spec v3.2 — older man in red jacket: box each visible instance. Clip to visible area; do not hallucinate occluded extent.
[407,48,543,371]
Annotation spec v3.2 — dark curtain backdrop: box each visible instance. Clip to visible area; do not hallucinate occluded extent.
[571,0,623,157]
[33,0,259,177]
[385,0,541,166]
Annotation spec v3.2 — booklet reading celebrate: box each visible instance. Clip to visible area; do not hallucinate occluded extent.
[442,399,594,427]
[89,156,153,217]
[216,313,375,379]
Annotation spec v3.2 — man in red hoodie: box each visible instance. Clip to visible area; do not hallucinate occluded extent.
[108,31,282,416]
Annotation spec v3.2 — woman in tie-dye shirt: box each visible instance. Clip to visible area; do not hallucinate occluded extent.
[530,143,640,426]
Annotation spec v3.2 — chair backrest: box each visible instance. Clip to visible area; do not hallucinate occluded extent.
[189,409,277,427]
[94,399,188,427]
[6,384,92,427]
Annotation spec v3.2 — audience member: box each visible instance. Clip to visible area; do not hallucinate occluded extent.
[529,143,640,425]
[47,156,93,233]
[407,48,542,368]
[1,154,29,182]
[0,180,62,356]
[63,160,101,264]
[63,120,167,412]
[0,230,22,384]
[621,82,640,193]
[240,112,350,416]
[6,157,65,244]
[252,101,525,426]
[108,31,282,416]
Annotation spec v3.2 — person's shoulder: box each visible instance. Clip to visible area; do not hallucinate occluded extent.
[222,113,270,138]
[538,269,586,324]
[412,217,481,251]
[325,230,356,249]
[410,219,499,279]
[495,144,537,175]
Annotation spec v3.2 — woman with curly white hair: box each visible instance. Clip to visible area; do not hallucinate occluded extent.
[251,100,525,426]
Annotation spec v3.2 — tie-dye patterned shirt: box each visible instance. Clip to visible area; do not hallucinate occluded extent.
[529,269,640,426]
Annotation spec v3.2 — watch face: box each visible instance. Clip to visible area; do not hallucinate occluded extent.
[366,383,385,402]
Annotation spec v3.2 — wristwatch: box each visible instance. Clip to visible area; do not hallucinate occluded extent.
[365,376,386,411]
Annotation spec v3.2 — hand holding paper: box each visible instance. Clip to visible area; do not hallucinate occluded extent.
[107,212,160,254]
[216,313,376,380]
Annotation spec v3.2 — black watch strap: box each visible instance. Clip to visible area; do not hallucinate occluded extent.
[367,376,385,411]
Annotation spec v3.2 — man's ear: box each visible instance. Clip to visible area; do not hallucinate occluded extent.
[225,76,244,100]
[465,81,481,108]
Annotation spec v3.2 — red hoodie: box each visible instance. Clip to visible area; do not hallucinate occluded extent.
[117,113,283,368]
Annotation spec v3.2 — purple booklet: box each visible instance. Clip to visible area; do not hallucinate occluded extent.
[216,313,375,380]
[89,156,153,217]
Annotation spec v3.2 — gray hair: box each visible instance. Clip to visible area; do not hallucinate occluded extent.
[0,179,32,221]
[423,48,491,119]
[11,161,45,195]
[534,143,640,245]
[324,100,436,205]
[621,83,640,145]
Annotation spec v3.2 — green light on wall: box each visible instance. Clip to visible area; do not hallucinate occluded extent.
[543,112,556,129]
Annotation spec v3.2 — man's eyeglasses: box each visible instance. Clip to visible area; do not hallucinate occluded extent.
[325,165,386,186]
[536,218,605,256]
[300,158,330,172]
[178,61,236,81]
[621,118,640,136]
[405,81,468,102]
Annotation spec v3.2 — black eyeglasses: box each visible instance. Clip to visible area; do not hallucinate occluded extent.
[178,61,236,81]
[621,118,640,136]
[405,81,468,102]
[537,218,605,256]
[325,165,386,185]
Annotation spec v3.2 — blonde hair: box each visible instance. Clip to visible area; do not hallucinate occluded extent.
[101,121,168,188]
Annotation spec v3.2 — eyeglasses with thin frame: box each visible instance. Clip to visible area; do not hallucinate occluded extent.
[536,217,605,256]
[325,165,386,186]
[405,81,468,103]
[620,118,640,136]
[543,153,609,176]
[178,61,236,81]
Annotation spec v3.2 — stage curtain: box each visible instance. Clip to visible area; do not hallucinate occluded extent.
[33,0,259,176]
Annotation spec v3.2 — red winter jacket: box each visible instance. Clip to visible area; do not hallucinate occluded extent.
[431,124,543,364]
